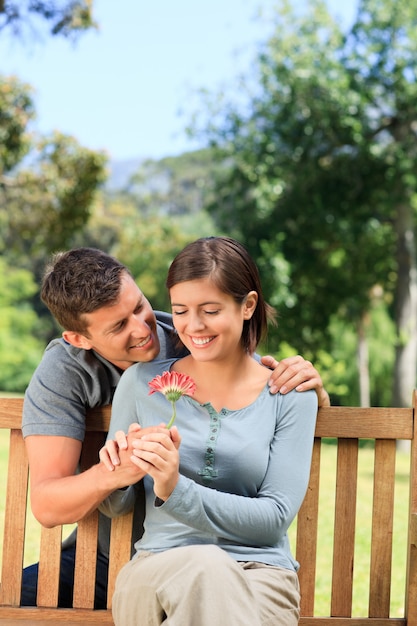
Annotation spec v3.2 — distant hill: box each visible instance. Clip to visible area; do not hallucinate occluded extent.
[106,157,145,190]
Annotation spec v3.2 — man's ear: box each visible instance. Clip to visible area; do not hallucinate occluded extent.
[62,330,93,350]
[243,291,258,320]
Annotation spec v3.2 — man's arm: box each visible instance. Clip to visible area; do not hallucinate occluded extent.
[261,354,330,407]
[25,435,143,527]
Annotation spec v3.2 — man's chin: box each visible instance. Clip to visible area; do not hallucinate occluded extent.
[130,344,160,363]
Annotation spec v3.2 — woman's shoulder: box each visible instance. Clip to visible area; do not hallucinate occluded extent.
[280,388,318,412]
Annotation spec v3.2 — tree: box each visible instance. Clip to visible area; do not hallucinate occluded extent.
[191,0,417,406]
[0,257,45,391]
[1,130,107,262]
[0,73,107,268]
[0,0,104,391]
[0,1,95,39]
[0,75,34,172]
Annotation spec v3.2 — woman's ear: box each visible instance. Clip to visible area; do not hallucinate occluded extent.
[243,291,258,320]
[62,330,93,350]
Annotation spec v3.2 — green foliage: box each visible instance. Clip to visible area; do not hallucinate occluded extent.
[0,258,44,391]
[0,0,412,403]
[322,301,395,406]
[0,57,107,379]
[189,0,417,403]
[0,1,96,39]
[0,76,34,173]
[0,1,103,390]
[1,130,108,267]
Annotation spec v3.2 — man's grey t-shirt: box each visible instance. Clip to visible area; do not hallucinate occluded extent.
[22,311,187,556]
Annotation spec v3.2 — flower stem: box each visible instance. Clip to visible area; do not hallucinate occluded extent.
[166,401,177,429]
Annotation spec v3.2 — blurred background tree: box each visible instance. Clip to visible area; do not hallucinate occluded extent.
[188,0,417,406]
[0,1,95,39]
[1,0,416,407]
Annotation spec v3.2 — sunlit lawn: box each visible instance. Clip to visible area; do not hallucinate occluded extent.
[0,430,410,617]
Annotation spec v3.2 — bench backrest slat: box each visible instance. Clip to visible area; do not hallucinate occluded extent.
[0,428,28,606]
[107,511,134,609]
[369,439,396,617]
[37,525,62,607]
[332,439,359,616]
[296,437,321,615]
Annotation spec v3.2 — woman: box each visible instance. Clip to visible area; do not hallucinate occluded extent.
[99,236,318,626]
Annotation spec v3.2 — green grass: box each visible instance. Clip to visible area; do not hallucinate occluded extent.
[0,432,410,617]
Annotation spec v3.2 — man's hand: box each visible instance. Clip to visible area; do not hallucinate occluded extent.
[261,354,330,407]
[99,424,181,471]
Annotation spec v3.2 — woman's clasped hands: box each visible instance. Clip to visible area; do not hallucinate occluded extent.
[99,423,181,501]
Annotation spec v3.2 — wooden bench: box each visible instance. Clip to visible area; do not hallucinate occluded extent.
[0,394,416,625]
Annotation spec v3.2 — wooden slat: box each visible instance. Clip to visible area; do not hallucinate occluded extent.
[297,438,321,616]
[404,390,417,623]
[0,606,114,623]
[368,439,396,617]
[315,407,413,440]
[331,439,358,617]
[107,511,134,608]
[410,512,417,548]
[37,526,62,607]
[85,405,112,431]
[0,399,112,431]
[71,429,107,608]
[1,401,413,439]
[0,397,26,428]
[89,405,413,439]
[0,429,29,606]
[72,511,99,609]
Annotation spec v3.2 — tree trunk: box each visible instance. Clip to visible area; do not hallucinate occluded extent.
[392,203,417,408]
[357,313,370,407]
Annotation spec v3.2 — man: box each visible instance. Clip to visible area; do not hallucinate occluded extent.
[21,247,329,608]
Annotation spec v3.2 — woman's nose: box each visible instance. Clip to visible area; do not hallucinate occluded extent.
[186,312,205,332]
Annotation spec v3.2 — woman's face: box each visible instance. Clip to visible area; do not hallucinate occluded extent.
[170,277,256,362]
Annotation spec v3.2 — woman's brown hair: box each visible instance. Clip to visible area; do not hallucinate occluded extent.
[166,237,276,354]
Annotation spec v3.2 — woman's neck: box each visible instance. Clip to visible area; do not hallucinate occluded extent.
[173,352,270,412]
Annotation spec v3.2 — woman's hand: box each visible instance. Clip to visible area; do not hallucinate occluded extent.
[130,427,181,501]
[100,422,171,470]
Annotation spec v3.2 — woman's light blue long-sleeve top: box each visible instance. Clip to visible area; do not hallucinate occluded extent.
[100,358,318,572]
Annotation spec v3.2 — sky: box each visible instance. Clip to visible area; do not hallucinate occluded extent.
[0,1,357,163]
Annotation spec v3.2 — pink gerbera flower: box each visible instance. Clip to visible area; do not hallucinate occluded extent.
[148,371,196,428]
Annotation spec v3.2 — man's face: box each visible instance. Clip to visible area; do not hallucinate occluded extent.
[71,274,161,370]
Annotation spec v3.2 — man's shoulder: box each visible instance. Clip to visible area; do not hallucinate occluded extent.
[44,336,80,355]
[42,338,100,368]
[39,337,83,367]
[32,337,119,385]
[155,310,173,329]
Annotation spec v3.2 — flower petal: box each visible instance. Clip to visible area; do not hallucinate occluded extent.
[148,371,196,398]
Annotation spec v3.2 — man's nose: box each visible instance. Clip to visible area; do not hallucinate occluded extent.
[130,314,150,335]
